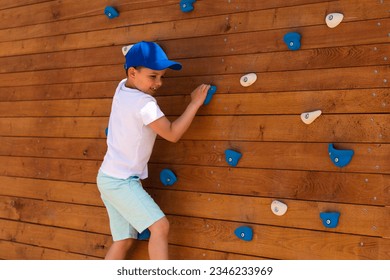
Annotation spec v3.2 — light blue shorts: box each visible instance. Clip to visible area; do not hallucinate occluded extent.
[97,171,165,241]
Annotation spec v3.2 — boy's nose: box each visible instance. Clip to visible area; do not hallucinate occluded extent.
[155,79,163,87]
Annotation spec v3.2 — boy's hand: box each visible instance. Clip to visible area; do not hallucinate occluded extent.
[190,84,210,107]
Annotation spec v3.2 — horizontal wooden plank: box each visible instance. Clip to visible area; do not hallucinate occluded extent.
[0,1,103,29]
[0,135,388,173]
[0,219,111,258]
[0,141,388,186]
[0,0,177,30]
[127,241,266,260]
[159,66,390,95]
[0,99,112,117]
[1,88,389,117]
[0,156,100,183]
[1,15,389,59]
[1,42,388,76]
[169,216,390,259]
[0,82,116,102]
[1,212,390,259]
[2,114,389,143]
[152,141,390,174]
[162,18,390,60]
[172,44,390,77]
[182,115,390,143]
[0,0,336,39]
[0,137,106,160]
[0,238,263,260]
[0,176,102,206]
[0,0,51,11]
[1,0,385,46]
[0,156,387,207]
[1,191,387,237]
[160,89,390,116]
[1,65,388,93]
[0,240,99,260]
[150,189,390,237]
[0,117,108,138]
[146,164,390,206]
[1,151,387,207]
[0,196,109,234]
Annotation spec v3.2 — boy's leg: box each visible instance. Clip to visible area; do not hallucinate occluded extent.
[105,238,135,260]
[97,171,167,259]
[148,216,170,260]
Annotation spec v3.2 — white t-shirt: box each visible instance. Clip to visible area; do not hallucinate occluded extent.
[100,79,164,179]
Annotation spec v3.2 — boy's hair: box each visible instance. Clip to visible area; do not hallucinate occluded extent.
[123,41,182,71]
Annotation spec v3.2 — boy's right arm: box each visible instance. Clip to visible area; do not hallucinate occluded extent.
[148,84,210,143]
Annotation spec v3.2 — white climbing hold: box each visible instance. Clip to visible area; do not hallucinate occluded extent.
[240,73,257,87]
[122,44,134,56]
[271,200,288,216]
[300,110,322,124]
[325,13,344,28]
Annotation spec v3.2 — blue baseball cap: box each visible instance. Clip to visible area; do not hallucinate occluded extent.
[124,41,182,71]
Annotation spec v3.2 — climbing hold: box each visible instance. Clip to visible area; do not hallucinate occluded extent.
[160,168,177,186]
[224,149,242,167]
[203,85,217,105]
[328,144,354,168]
[271,200,288,216]
[240,73,257,87]
[180,0,196,13]
[138,229,151,240]
[234,226,253,241]
[104,6,119,19]
[283,32,301,51]
[300,110,322,124]
[122,44,134,56]
[105,127,108,136]
[320,212,340,228]
[325,13,344,28]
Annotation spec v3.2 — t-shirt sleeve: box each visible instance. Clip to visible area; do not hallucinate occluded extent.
[139,98,165,125]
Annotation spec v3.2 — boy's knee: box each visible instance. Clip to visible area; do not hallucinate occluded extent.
[113,238,135,250]
[149,217,169,235]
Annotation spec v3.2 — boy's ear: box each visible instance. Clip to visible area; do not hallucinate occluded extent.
[127,67,137,78]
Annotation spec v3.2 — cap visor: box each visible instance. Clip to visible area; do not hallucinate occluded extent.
[151,60,182,71]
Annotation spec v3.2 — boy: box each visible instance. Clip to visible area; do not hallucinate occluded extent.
[97,41,210,260]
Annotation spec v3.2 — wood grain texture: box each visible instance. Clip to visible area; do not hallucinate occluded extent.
[149,189,390,237]
[0,219,111,258]
[168,216,390,260]
[1,43,388,75]
[0,240,99,260]
[0,0,389,260]
[146,164,390,206]
[151,141,389,174]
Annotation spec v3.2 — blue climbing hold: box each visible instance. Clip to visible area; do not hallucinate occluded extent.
[160,168,177,186]
[138,229,151,240]
[104,6,119,19]
[234,226,253,241]
[320,212,340,228]
[105,127,108,136]
[328,143,354,168]
[224,149,242,167]
[180,0,196,13]
[283,32,301,51]
[203,85,217,105]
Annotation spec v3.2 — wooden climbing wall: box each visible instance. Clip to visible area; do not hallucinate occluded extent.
[0,0,389,260]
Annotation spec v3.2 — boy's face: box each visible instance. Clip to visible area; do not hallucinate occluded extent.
[126,67,167,95]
